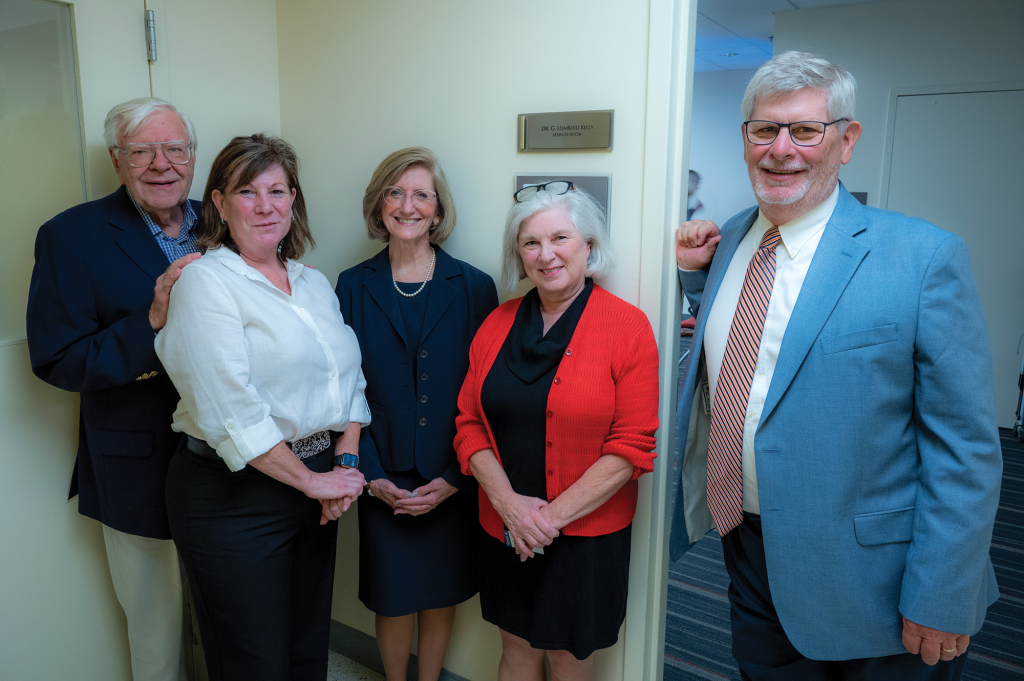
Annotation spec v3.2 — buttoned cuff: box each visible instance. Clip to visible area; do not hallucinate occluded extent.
[216,417,285,472]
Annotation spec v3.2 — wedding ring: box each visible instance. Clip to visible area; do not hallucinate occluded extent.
[942,647,957,653]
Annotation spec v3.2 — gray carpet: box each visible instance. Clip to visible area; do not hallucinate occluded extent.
[666,335,1023,680]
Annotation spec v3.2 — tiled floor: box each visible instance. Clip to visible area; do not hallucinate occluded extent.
[327,651,385,681]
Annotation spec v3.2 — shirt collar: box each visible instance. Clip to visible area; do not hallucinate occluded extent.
[125,188,198,238]
[205,245,307,284]
[753,183,840,260]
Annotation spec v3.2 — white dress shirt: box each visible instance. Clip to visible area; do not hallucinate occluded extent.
[703,184,839,513]
[156,246,371,472]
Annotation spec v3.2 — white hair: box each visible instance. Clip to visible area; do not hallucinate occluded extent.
[501,186,614,292]
[103,97,196,149]
[741,51,856,123]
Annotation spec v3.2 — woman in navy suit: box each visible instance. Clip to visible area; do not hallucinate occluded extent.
[335,147,498,681]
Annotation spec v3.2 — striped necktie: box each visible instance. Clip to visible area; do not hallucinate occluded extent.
[707,226,782,536]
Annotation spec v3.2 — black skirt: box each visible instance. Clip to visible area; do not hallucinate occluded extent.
[478,523,632,660]
[358,469,479,617]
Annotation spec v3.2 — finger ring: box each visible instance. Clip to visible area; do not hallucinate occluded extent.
[942,647,957,653]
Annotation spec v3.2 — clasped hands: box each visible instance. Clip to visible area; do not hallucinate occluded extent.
[494,492,560,562]
[368,477,458,516]
[311,466,366,525]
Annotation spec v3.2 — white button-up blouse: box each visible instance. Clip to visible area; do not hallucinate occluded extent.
[156,246,371,472]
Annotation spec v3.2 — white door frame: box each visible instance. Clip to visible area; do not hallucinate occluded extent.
[624,1,698,679]
[877,81,1024,210]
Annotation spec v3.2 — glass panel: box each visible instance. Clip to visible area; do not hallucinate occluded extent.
[0,0,86,341]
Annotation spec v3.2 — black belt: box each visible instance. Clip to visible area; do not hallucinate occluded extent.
[185,431,340,460]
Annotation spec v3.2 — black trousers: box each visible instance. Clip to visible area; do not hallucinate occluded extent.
[166,440,338,681]
[720,512,970,681]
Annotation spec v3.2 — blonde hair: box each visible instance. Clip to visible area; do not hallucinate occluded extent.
[362,147,456,244]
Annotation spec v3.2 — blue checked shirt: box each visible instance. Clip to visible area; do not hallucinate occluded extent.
[126,189,200,262]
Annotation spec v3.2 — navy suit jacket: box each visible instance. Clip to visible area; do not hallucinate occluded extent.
[670,185,1002,660]
[335,246,498,487]
[27,186,201,539]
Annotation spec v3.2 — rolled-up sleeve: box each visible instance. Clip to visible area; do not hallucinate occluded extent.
[156,265,284,471]
[349,368,371,426]
[603,320,660,480]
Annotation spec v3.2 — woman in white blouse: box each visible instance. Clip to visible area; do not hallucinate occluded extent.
[156,134,368,681]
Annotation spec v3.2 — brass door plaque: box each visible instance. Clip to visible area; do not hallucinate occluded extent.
[517,110,613,152]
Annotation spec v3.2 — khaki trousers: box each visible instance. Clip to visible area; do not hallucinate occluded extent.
[102,524,187,681]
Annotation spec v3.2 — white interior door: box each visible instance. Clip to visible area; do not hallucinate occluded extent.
[0,1,153,679]
[886,88,1024,429]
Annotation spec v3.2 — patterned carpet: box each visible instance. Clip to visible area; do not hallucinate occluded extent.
[666,334,1023,679]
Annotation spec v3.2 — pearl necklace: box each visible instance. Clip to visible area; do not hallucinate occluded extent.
[393,247,435,298]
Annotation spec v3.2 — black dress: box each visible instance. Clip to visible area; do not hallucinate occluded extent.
[357,280,479,616]
[478,280,632,660]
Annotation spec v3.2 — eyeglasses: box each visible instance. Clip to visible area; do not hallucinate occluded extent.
[513,180,575,203]
[743,119,848,147]
[117,141,193,167]
[383,187,438,207]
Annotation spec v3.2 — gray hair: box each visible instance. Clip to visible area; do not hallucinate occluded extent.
[103,97,197,149]
[741,51,856,123]
[501,186,613,292]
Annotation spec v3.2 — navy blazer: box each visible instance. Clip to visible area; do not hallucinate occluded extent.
[27,186,201,539]
[335,246,498,487]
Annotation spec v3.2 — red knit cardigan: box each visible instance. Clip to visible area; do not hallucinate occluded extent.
[454,285,659,539]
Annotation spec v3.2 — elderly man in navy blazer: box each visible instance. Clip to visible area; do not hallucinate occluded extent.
[670,52,1001,680]
[27,98,202,681]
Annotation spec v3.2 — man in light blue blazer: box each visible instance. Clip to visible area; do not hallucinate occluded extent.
[670,51,1001,680]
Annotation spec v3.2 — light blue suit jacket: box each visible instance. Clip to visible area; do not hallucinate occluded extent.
[670,184,1001,660]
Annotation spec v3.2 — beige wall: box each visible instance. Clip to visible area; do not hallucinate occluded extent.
[276,1,668,679]
[275,0,652,300]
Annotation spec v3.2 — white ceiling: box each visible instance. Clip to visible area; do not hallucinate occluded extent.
[695,0,882,72]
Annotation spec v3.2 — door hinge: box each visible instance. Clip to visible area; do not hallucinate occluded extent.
[145,10,157,62]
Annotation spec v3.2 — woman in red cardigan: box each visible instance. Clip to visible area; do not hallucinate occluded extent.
[454,181,659,681]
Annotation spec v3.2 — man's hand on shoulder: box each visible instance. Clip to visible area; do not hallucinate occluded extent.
[901,616,969,666]
[150,252,201,331]
[676,220,721,271]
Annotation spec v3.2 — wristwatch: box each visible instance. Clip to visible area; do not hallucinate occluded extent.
[333,452,359,469]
